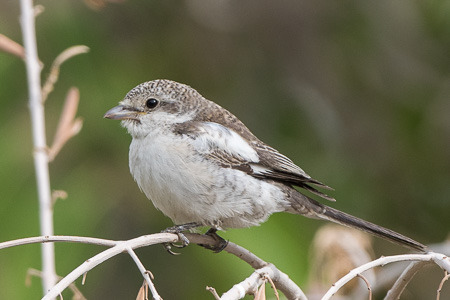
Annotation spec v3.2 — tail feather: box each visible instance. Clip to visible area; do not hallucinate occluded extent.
[290,192,427,252]
[319,205,426,252]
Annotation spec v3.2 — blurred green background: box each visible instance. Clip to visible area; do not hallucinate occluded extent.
[0,0,449,299]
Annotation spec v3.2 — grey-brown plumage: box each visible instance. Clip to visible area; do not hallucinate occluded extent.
[104,79,426,252]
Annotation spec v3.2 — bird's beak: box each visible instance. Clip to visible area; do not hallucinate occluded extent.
[104,105,143,121]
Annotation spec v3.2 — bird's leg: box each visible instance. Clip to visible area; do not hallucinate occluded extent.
[161,222,202,255]
[199,228,229,253]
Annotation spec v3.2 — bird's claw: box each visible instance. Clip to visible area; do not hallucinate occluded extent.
[161,222,200,255]
[199,228,229,253]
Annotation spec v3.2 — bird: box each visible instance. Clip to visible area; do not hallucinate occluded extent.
[104,79,426,253]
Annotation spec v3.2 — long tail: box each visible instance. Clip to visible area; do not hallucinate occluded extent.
[290,192,427,252]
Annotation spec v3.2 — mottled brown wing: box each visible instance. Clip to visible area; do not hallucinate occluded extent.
[251,143,335,201]
[173,118,334,201]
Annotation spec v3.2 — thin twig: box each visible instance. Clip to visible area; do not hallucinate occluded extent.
[221,267,269,300]
[186,233,267,269]
[185,234,306,299]
[323,253,450,300]
[206,286,221,300]
[263,274,280,300]
[0,235,117,250]
[2,234,448,300]
[384,261,430,300]
[372,240,450,294]
[356,273,372,300]
[42,234,178,300]
[0,233,304,300]
[220,266,306,300]
[126,246,162,300]
[20,0,57,295]
[26,268,87,300]
[41,45,89,102]
[437,271,450,300]
[432,252,450,272]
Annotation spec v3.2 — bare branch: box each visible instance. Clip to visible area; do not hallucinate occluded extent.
[126,247,162,300]
[323,253,450,300]
[0,234,304,300]
[2,234,449,299]
[41,45,89,102]
[370,240,450,295]
[20,0,57,294]
[384,261,431,300]
[206,286,221,300]
[41,234,178,300]
[26,268,87,300]
[262,273,280,300]
[356,273,372,300]
[185,234,266,269]
[433,252,450,271]
[221,267,270,300]
[437,271,450,300]
[186,234,306,299]
[0,235,117,250]
[220,266,304,300]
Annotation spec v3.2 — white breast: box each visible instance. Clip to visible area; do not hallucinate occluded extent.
[129,128,288,228]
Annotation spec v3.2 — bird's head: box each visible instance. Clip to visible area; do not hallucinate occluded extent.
[104,79,201,138]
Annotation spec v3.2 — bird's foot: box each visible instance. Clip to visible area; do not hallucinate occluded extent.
[161,222,201,255]
[199,228,229,253]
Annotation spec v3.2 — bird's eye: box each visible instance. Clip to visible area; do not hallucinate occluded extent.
[145,98,159,109]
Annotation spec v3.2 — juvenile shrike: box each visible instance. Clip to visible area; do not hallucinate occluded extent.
[104,79,425,252]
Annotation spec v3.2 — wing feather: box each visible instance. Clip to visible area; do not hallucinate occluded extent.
[173,118,334,201]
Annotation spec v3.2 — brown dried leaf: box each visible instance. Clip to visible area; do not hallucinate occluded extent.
[51,190,68,205]
[264,275,280,300]
[254,282,266,300]
[82,272,87,285]
[33,4,45,17]
[84,0,127,10]
[0,34,25,59]
[136,282,148,300]
[48,87,83,161]
[308,224,375,296]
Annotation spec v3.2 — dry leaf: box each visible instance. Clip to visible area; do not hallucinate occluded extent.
[0,34,25,59]
[48,87,83,161]
[308,224,375,296]
[51,190,68,205]
[264,275,280,300]
[254,282,266,300]
[136,282,148,300]
[84,0,127,10]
